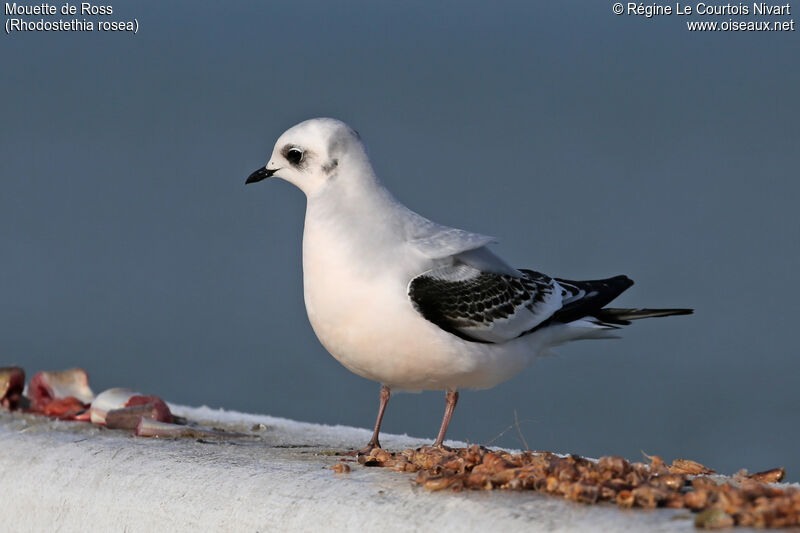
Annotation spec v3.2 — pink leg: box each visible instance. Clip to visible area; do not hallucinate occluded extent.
[339,384,391,456]
[365,384,391,450]
[433,390,459,448]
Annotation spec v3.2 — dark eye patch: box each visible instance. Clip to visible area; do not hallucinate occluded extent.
[286,148,304,165]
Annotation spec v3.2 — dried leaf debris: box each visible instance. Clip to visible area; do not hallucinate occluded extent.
[348,446,798,529]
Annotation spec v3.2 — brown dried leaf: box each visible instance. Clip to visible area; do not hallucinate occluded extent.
[632,486,668,509]
[747,467,785,483]
[597,456,631,477]
[333,444,800,528]
[424,476,457,491]
[683,490,708,510]
[616,489,634,508]
[669,458,715,475]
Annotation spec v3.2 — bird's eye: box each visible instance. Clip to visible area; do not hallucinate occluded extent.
[286,148,304,165]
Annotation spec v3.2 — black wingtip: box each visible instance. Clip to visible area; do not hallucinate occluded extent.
[616,275,634,289]
[648,308,694,316]
[594,307,694,324]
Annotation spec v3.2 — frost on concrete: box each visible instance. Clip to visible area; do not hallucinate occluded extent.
[0,404,729,532]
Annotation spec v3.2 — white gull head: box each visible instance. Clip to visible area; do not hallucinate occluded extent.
[247,117,375,197]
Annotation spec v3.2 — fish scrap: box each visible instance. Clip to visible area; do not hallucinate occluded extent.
[1,366,186,437]
[28,368,95,420]
[90,387,173,428]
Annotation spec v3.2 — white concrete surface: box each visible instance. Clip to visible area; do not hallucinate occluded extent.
[0,405,740,532]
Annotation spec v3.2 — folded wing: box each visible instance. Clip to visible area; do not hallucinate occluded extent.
[408,227,496,260]
[407,264,564,343]
[408,265,636,343]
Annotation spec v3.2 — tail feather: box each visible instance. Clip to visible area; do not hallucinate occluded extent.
[592,307,694,325]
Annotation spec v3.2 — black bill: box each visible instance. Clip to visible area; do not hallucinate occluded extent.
[245,167,278,184]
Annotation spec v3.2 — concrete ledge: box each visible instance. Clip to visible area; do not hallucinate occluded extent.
[0,405,730,532]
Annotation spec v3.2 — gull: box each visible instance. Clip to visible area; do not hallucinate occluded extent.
[246,118,692,453]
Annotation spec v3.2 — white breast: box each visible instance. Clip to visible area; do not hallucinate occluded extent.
[300,215,538,390]
[302,216,422,379]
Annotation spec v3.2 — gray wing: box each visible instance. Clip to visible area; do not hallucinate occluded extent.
[408,227,496,259]
[406,223,520,276]
[407,264,564,343]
